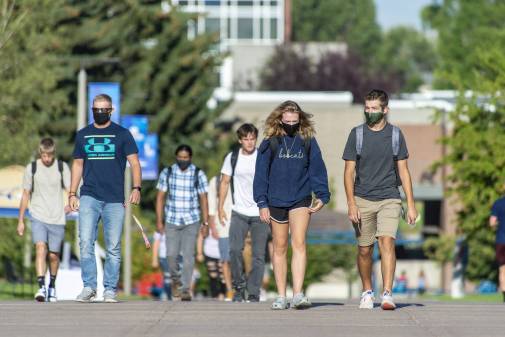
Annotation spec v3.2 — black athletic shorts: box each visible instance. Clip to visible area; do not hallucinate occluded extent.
[496,244,505,266]
[269,197,312,224]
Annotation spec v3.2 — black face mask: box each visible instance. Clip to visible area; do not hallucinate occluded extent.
[282,122,300,137]
[93,112,111,125]
[177,159,191,171]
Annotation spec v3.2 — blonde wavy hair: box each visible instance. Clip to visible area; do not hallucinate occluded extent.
[264,100,315,139]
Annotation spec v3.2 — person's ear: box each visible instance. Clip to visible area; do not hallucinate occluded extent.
[383,106,390,114]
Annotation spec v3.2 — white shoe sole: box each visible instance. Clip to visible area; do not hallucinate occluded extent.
[34,294,45,302]
[381,301,396,310]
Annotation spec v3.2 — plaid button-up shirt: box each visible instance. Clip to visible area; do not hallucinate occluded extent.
[156,164,208,226]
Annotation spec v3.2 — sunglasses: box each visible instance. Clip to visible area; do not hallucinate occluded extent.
[92,107,112,114]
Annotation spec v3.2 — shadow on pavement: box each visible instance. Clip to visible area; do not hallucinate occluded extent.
[310,302,345,308]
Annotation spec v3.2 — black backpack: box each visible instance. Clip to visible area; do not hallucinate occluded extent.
[228,148,240,204]
[31,160,65,194]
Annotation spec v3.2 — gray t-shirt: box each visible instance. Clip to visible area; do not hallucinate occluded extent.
[22,159,70,225]
[342,123,409,201]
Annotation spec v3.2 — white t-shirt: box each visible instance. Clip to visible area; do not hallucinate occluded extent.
[208,176,232,238]
[221,149,260,217]
[203,235,220,260]
[153,232,167,258]
[22,159,70,225]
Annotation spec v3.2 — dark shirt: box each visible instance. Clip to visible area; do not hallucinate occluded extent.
[73,122,138,203]
[342,123,409,201]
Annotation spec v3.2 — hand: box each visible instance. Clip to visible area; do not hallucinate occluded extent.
[407,205,418,226]
[218,208,228,227]
[69,195,79,212]
[128,189,141,205]
[152,260,159,269]
[210,227,219,240]
[348,204,361,224]
[308,199,324,213]
[156,221,165,234]
[197,253,205,263]
[64,205,72,214]
[17,220,25,236]
[200,224,209,238]
[259,208,271,224]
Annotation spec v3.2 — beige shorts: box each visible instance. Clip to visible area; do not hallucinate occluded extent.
[354,196,402,246]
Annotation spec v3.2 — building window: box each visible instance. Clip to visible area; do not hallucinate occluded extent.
[237,18,253,39]
[205,18,220,34]
[270,18,277,39]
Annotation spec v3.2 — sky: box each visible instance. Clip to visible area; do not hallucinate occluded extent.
[375,0,434,31]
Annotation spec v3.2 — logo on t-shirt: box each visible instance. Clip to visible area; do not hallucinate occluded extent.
[84,135,116,160]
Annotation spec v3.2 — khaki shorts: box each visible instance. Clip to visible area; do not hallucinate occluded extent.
[354,196,402,246]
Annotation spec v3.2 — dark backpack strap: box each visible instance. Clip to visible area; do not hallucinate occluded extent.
[194,167,200,190]
[31,161,37,194]
[57,160,65,189]
[268,137,280,168]
[230,148,240,204]
[165,166,172,195]
[303,137,311,166]
[355,124,364,184]
[392,126,402,186]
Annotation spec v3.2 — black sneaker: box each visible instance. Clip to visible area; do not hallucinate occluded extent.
[232,289,245,302]
[247,294,260,303]
[180,291,192,301]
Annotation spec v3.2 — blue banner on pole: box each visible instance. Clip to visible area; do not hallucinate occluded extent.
[121,115,158,180]
[88,82,121,124]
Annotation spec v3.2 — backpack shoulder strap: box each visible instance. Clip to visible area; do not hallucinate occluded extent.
[165,166,172,193]
[355,124,364,157]
[392,125,400,158]
[269,137,280,164]
[194,166,200,190]
[230,148,240,177]
[57,160,65,189]
[31,161,37,194]
[303,137,312,165]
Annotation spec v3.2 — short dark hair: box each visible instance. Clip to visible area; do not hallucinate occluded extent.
[39,137,55,153]
[93,94,113,106]
[236,123,258,139]
[365,89,389,108]
[175,144,193,157]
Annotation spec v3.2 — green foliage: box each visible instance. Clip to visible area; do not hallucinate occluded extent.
[292,0,381,57]
[423,235,456,264]
[422,0,505,89]
[373,26,437,92]
[425,0,505,282]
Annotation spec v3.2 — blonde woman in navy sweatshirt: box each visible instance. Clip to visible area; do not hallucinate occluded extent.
[253,100,330,310]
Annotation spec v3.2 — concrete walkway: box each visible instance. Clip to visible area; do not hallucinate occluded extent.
[0,300,504,337]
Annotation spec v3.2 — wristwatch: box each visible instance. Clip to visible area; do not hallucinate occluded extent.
[202,221,209,226]
[132,186,142,192]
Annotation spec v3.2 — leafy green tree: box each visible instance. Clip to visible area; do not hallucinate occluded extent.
[292,0,381,57]
[422,0,505,89]
[374,26,437,92]
[425,0,505,282]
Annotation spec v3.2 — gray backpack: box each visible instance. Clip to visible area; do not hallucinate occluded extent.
[355,124,402,186]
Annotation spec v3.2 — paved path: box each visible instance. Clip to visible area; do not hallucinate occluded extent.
[0,300,504,337]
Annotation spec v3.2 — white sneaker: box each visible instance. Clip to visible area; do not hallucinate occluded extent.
[381,290,396,310]
[359,290,374,309]
[34,286,46,302]
[48,287,57,302]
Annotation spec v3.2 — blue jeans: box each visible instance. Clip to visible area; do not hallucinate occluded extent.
[79,195,125,292]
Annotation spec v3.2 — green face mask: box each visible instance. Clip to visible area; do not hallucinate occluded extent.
[364,110,384,126]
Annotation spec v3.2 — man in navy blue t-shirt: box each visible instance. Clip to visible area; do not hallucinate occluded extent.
[69,94,142,303]
[490,196,505,303]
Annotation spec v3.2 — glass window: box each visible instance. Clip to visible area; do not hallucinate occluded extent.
[205,18,220,34]
[270,18,277,39]
[205,0,221,5]
[237,18,253,39]
[178,0,189,5]
[237,1,254,6]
